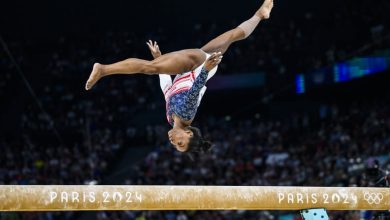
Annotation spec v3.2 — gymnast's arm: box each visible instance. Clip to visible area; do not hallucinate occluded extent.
[146,40,173,93]
[184,53,222,104]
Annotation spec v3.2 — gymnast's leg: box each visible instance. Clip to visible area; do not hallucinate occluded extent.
[201,0,274,55]
[85,49,206,90]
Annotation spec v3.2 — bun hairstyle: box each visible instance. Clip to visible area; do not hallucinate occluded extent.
[186,126,213,157]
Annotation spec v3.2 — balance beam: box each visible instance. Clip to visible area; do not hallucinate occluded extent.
[0,186,388,211]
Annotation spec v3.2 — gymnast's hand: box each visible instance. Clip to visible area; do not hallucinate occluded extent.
[204,52,222,72]
[146,40,162,59]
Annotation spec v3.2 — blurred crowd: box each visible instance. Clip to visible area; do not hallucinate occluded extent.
[133,102,390,187]
[1,0,390,219]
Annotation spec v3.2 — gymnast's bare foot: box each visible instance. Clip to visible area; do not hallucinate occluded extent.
[85,63,103,90]
[257,0,274,20]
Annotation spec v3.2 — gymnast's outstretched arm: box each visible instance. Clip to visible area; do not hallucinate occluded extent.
[146,40,173,96]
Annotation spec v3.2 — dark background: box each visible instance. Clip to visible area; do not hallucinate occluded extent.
[1,0,389,219]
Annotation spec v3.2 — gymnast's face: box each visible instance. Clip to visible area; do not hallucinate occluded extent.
[168,128,193,152]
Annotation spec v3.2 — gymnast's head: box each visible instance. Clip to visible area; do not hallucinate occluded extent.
[168,126,212,153]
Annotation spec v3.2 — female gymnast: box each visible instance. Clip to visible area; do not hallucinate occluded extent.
[85,0,274,153]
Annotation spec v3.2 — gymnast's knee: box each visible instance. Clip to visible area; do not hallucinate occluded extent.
[140,62,159,74]
[189,49,207,69]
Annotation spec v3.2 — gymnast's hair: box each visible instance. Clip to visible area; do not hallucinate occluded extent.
[186,126,213,159]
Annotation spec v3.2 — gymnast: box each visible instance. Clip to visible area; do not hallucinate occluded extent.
[85,0,274,153]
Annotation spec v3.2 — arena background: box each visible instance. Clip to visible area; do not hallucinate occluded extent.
[1,0,389,219]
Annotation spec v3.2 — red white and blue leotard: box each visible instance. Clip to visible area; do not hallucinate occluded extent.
[159,52,218,126]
